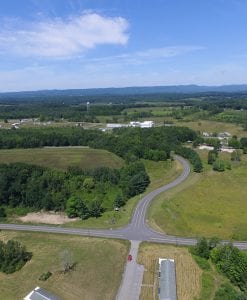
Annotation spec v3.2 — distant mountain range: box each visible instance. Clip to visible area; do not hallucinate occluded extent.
[1,84,247,98]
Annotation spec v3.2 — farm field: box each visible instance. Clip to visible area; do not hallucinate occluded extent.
[137,243,202,300]
[149,153,247,240]
[0,147,124,170]
[173,119,246,137]
[65,158,183,229]
[0,231,129,300]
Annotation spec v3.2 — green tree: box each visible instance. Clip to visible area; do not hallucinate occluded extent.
[0,207,6,218]
[211,243,247,292]
[66,196,90,219]
[213,159,225,172]
[192,237,210,259]
[89,200,104,218]
[231,150,242,162]
[229,137,241,149]
[114,195,125,208]
[0,240,32,274]
[208,150,218,164]
[214,283,247,300]
[83,177,95,191]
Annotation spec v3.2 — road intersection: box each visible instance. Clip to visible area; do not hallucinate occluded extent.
[1,155,247,299]
[1,156,246,249]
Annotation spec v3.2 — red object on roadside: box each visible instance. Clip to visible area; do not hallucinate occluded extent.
[128,254,132,261]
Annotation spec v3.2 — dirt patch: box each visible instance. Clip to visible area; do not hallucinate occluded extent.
[19,211,78,224]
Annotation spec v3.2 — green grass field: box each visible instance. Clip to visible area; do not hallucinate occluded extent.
[174,119,246,137]
[0,231,129,300]
[0,147,124,170]
[149,153,247,240]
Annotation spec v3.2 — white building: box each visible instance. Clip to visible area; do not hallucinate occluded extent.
[106,123,127,129]
[198,145,214,151]
[129,121,154,128]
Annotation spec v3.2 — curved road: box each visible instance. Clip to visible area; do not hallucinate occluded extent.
[0,156,247,250]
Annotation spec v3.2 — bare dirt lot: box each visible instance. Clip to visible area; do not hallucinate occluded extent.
[19,211,78,224]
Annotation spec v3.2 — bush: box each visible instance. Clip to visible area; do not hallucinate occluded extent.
[214,283,247,300]
[213,159,225,172]
[210,243,247,292]
[208,150,218,165]
[191,237,210,259]
[39,271,52,281]
[191,237,220,260]
[231,150,242,162]
[0,240,32,274]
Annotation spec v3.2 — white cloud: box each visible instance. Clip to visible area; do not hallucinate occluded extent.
[0,13,129,58]
[135,46,204,58]
[82,45,204,68]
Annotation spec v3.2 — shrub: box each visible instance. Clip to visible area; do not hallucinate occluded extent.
[214,283,247,300]
[39,271,52,281]
[191,237,210,259]
[0,240,32,274]
[213,159,225,172]
[210,243,247,292]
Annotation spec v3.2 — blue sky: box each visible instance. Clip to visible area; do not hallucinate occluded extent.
[0,0,247,91]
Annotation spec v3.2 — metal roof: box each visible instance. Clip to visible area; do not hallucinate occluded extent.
[24,287,60,300]
[159,259,177,300]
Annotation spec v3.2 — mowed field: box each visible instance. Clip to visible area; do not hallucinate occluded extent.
[138,243,202,300]
[0,147,124,170]
[0,231,129,300]
[149,153,247,240]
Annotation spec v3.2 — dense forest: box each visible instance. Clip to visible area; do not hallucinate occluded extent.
[0,161,150,218]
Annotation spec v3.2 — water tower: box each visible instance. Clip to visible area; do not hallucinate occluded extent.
[86,101,90,112]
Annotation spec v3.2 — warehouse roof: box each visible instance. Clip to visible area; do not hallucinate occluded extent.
[159,258,177,300]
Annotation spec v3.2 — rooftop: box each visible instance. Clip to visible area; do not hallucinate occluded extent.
[159,258,177,300]
[24,287,60,300]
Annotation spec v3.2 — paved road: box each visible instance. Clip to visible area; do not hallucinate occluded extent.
[1,156,247,252]
[116,240,144,300]
[1,155,247,299]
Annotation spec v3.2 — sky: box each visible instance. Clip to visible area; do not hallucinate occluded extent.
[0,0,247,92]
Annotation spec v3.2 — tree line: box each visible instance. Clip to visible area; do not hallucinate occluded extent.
[0,126,202,171]
[0,161,150,219]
